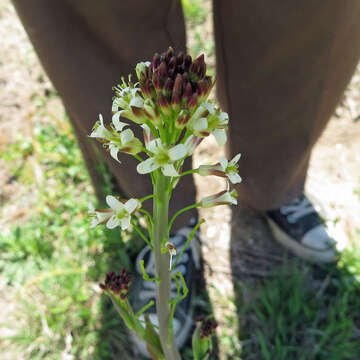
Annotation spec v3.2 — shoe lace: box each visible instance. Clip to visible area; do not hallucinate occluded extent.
[279,196,316,224]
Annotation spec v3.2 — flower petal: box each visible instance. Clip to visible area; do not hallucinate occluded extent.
[168,144,186,161]
[120,128,134,144]
[129,96,144,108]
[193,117,208,132]
[106,215,120,229]
[112,111,128,131]
[212,129,227,146]
[147,138,161,153]
[219,157,228,170]
[161,164,179,177]
[137,157,159,174]
[109,144,120,162]
[120,216,131,230]
[125,198,139,214]
[230,153,241,165]
[228,172,242,184]
[106,195,124,212]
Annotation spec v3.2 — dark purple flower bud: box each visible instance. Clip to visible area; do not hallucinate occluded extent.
[165,46,174,61]
[173,74,183,96]
[158,93,171,112]
[158,61,168,80]
[171,92,181,111]
[199,317,218,339]
[194,54,206,79]
[183,82,193,101]
[187,92,198,109]
[99,268,132,300]
[176,52,184,66]
[151,53,161,70]
[164,77,174,94]
[189,61,199,75]
[168,56,177,70]
[152,70,161,90]
[184,54,192,69]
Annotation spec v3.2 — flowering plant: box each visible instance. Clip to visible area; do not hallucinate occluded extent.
[89,48,240,360]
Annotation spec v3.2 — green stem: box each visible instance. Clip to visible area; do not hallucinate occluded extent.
[134,154,144,162]
[153,174,181,360]
[168,202,201,233]
[132,221,153,250]
[171,219,205,272]
[178,169,198,177]
[140,194,154,203]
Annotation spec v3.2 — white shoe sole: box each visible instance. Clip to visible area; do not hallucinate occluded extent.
[266,217,338,264]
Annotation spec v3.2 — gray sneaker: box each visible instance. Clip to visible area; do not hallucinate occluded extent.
[130,219,201,358]
[266,195,338,264]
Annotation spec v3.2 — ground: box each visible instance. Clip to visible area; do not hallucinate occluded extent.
[1,0,360,359]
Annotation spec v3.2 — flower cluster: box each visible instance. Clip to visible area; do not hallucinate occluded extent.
[99,269,131,300]
[89,195,140,230]
[195,317,218,339]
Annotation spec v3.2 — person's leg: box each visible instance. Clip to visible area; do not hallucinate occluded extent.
[13,0,196,227]
[213,0,360,210]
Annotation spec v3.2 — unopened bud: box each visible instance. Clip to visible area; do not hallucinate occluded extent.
[164,77,174,95]
[176,52,184,66]
[188,92,199,109]
[168,56,176,70]
[175,110,190,129]
[158,61,168,79]
[158,93,172,115]
[151,53,161,70]
[171,92,181,111]
[184,54,192,69]
[173,74,183,96]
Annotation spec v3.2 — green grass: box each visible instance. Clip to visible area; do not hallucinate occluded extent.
[0,94,142,359]
[233,250,360,360]
[182,0,207,25]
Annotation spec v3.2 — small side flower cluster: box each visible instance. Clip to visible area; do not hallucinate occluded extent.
[195,317,218,339]
[99,269,131,300]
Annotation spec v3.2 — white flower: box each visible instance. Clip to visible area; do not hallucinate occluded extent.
[137,138,186,176]
[108,128,143,162]
[187,102,229,146]
[89,196,141,230]
[218,153,242,184]
[198,153,242,184]
[88,203,113,228]
[200,189,238,208]
[112,79,146,124]
[89,114,111,140]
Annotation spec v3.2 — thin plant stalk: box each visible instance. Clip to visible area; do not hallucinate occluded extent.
[153,173,181,360]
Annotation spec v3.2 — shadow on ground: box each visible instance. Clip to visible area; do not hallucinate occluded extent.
[230,205,360,360]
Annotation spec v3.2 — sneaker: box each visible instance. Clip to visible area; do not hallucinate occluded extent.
[266,194,338,264]
[130,219,201,358]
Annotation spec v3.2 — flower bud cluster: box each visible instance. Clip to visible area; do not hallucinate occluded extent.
[99,269,131,300]
[195,316,218,339]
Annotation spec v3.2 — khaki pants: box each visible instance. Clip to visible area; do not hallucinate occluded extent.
[13,0,360,227]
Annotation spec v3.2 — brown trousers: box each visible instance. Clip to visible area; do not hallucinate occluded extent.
[13,0,360,227]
